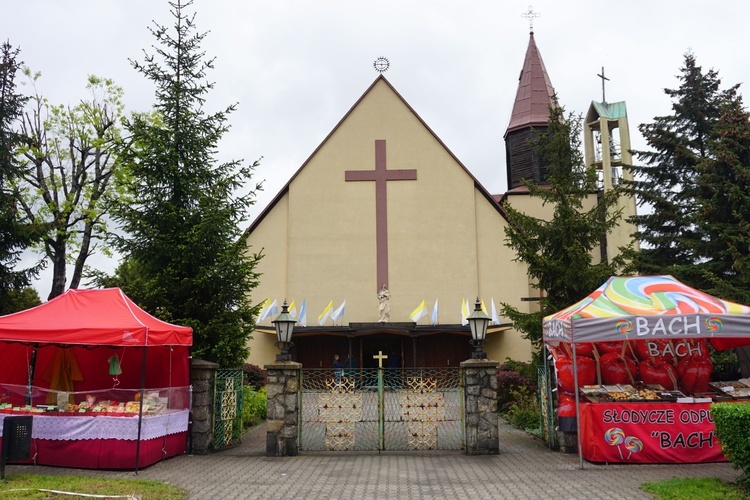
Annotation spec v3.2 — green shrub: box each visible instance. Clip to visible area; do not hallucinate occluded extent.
[712,402,750,483]
[242,386,267,428]
[497,358,538,413]
[505,385,541,433]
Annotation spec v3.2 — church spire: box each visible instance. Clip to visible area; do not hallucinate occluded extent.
[505,32,555,136]
[504,31,556,189]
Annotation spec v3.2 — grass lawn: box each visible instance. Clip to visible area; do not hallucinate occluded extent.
[641,477,748,499]
[0,474,186,499]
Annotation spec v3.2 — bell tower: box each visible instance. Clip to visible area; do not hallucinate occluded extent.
[583,71,639,261]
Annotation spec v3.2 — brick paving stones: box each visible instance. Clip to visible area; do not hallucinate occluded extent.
[7,421,741,499]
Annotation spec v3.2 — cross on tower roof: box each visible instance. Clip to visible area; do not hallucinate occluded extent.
[597,66,610,103]
[521,5,541,34]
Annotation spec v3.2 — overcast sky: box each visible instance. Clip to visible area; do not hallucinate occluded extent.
[5,0,750,299]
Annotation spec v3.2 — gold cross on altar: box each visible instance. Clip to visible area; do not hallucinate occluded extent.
[373,350,388,368]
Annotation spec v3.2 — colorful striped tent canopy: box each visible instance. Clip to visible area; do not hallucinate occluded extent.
[543,276,750,346]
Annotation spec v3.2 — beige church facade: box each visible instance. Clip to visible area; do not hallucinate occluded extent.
[243,33,637,370]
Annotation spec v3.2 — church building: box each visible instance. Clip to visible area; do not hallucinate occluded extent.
[243,29,637,370]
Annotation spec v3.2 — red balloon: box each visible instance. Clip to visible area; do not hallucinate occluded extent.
[595,341,624,355]
[557,393,576,417]
[677,355,713,394]
[638,358,679,390]
[633,339,674,363]
[555,356,597,393]
[599,352,638,385]
[572,343,595,358]
[676,339,709,359]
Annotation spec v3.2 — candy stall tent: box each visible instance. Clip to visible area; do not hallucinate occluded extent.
[0,288,192,471]
[542,275,750,468]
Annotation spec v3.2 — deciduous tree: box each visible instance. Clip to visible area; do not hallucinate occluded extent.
[16,73,124,299]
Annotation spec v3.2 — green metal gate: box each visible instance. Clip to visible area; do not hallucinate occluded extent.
[213,368,243,450]
[300,368,463,451]
[539,364,559,450]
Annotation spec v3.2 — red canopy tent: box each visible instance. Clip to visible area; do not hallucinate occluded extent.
[0,288,193,471]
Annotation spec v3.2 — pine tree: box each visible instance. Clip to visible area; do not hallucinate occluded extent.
[693,91,750,303]
[0,41,42,298]
[622,52,735,288]
[113,0,263,366]
[501,102,626,355]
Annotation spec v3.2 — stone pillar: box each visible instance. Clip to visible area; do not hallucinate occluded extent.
[265,361,301,457]
[190,358,219,454]
[461,359,500,455]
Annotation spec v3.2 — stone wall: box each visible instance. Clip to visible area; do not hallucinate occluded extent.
[461,359,499,455]
[190,358,220,454]
[265,361,301,457]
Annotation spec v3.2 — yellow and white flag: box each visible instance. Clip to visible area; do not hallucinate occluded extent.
[461,298,470,326]
[318,301,333,325]
[409,300,428,323]
[288,300,297,319]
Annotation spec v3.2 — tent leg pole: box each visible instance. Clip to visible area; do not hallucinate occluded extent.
[26,345,38,406]
[134,347,147,474]
[572,343,583,469]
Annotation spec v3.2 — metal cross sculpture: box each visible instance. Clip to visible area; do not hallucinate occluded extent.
[597,66,610,103]
[521,6,541,33]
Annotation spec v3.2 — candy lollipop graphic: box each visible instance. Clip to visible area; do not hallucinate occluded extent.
[604,427,625,459]
[624,436,643,459]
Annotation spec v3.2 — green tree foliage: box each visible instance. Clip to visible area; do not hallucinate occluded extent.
[693,92,750,303]
[622,53,737,288]
[501,101,626,355]
[0,42,43,300]
[0,286,41,315]
[113,0,263,367]
[16,73,125,300]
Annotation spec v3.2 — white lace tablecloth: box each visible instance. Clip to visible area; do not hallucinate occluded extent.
[0,409,189,441]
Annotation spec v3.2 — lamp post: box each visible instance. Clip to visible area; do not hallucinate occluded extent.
[272,300,296,362]
[467,297,490,360]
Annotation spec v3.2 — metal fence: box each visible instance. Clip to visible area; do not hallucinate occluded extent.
[213,368,243,450]
[300,367,463,451]
[538,365,559,450]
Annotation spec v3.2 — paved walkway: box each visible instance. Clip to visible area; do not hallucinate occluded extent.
[8,422,742,499]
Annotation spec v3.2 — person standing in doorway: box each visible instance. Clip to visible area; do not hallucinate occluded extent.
[333,354,343,380]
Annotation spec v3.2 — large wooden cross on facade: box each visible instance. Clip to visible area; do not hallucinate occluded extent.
[345,140,417,290]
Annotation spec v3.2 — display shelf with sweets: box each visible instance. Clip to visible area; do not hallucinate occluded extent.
[654,390,686,402]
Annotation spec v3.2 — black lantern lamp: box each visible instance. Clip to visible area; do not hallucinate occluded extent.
[467,297,490,359]
[272,300,296,362]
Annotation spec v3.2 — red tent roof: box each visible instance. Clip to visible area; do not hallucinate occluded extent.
[0,288,192,346]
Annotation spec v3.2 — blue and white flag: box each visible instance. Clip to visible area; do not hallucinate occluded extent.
[331,300,346,323]
[491,298,500,325]
[259,299,278,322]
[431,299,439,325]
[298,299,307,327]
